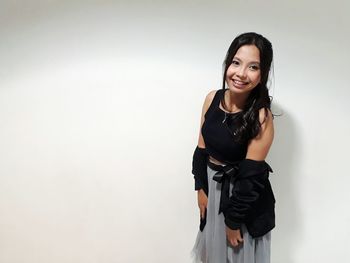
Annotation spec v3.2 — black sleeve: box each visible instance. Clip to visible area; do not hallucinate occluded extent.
[191,146,209,195]
[223,159,273,230]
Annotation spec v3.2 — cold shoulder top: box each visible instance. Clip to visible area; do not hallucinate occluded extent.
[201,89,248,164]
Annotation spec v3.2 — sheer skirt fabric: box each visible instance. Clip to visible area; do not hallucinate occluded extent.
[191,163,271,263]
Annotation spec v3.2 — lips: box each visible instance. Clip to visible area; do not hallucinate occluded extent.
[232,79,249,89]
[233,79,248,85]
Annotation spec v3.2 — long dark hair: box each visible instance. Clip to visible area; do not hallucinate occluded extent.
[220,32,274,144]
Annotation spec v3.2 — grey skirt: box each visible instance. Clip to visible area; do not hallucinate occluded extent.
[190,163,271,263]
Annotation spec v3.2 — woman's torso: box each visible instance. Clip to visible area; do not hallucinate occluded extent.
[201,89,248,165]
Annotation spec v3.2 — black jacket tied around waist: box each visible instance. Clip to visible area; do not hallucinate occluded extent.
[202,159,275,238]
[208,160,240,215]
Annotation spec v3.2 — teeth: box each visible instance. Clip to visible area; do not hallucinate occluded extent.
[233,80,247,85]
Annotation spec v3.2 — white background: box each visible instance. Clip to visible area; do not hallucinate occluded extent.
[0,0,349,262]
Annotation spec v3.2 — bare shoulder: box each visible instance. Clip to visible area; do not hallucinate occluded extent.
[256,107,274,142]
[258,107,273,127]
[246,107,274,160]
[203,89,219,111]
[197,89,219,148]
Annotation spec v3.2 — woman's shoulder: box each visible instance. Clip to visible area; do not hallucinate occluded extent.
[200,89,221,118]
[204,89,221,108]
[258,107,273,126]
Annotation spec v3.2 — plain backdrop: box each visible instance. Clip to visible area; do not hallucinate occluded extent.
[0,0,349,262]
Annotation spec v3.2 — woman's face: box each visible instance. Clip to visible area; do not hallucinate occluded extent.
[225,44,261,95]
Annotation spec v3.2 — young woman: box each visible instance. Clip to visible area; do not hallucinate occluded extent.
[191,32,276,263]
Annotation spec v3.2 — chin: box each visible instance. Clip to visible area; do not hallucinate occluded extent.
[228,85,251,94]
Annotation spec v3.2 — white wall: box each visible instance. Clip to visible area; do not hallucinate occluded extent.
[0,1,349,262]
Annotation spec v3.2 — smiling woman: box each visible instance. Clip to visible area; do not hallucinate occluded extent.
[190,32,276,263]
[226,45,262,94]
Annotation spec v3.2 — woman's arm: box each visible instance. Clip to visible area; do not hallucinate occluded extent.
[225,107,274,246]
[192,90,216,227]
[246,107,274,160]
[192,90,217,191]
[197,90,217,148]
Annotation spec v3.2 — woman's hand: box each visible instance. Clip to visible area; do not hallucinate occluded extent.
[226,226,243,247]
[197,189,208,219]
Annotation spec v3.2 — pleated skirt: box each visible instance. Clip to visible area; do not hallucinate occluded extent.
[190,163,271,263]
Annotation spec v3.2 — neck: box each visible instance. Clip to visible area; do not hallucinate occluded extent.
[225,89,250,111]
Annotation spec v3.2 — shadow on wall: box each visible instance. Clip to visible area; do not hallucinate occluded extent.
[269,103,302,263]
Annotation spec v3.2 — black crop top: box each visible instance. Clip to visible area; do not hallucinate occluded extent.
[201,89,248,164]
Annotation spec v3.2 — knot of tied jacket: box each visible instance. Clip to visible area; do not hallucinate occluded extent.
[209,161,240,215]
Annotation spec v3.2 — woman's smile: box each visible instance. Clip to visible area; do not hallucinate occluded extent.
[232,79,249,88]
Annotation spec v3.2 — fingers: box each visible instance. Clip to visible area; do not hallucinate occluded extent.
[230,240,239,247]
[228,238,243,247]
[199,205,206,219]
[226,229,243,248]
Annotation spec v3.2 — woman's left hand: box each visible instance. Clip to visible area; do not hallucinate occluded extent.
[226,226,243,247]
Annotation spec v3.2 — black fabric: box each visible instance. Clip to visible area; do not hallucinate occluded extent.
[208,160,240,215]
[191,146,209,231]
[201,89,248,164]
[191,146,209,195]
[204,159,275,238]
[191,89,276,237]
[222,159,275,238]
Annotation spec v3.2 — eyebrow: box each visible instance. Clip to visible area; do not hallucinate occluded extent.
[233,57,260,64]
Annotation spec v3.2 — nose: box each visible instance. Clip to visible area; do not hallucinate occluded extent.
[236,66,247,79]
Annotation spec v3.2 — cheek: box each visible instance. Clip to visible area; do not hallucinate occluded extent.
[225,66,234,77]
[252,72,261,83]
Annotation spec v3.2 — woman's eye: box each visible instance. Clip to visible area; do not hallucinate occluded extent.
[232,60,239,65]
[250,65,260,70]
